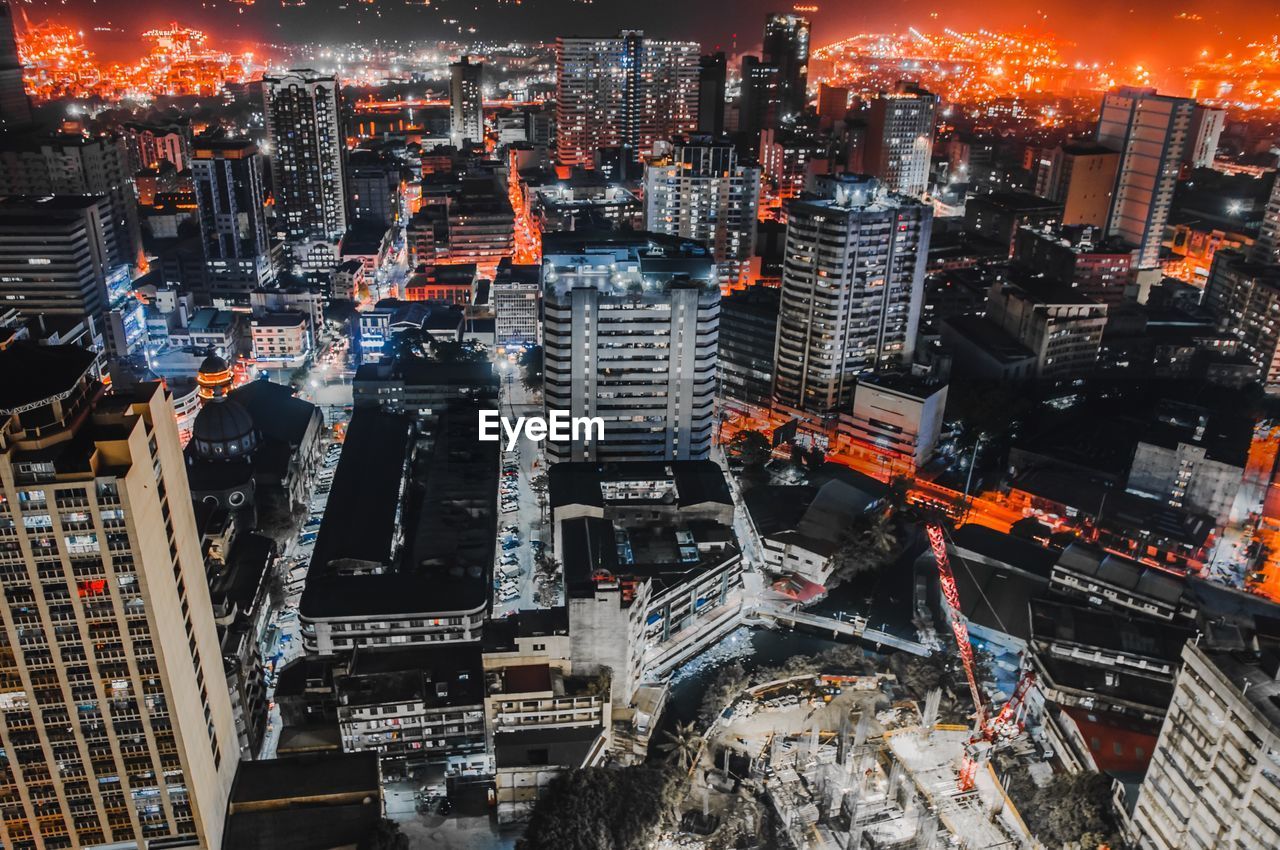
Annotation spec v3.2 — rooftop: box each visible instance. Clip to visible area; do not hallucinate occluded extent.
[0,343,97,413]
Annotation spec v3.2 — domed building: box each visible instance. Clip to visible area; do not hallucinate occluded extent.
[196,351,235,401]
[185,377,324,518]
[186,395,258,512]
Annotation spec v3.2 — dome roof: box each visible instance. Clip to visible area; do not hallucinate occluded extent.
[191,398,258,460]
[198,352,230,375]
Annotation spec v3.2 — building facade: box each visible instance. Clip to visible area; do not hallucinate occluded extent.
[643,137,761,288]
[449,57,485,146]
[0,344,238,848]
[191,139,274,295]
[772,175,931,413]
[555,32,699,168]
[542,233,719,463]
[864,83,938,198]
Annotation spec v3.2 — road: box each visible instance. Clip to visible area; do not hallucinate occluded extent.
[492,373,557,616]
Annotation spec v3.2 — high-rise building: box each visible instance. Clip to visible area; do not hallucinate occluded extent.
[772,175,931,413]
[554,32,699,169]
[0,344,238,848]
[0,131,143,272]
[1129,639,1280,850]
[542,232,719,463]
[719,286,779,408]
[347,148,406,229]
[643,136,761,287]
[263,70,348,272]
[450,57,485,146]
[1032,142,1120,228]
[697,53,727,135]
[738,55,782,141]
[1097,86,1196,269]
[191,139,274,295]
[0,0,31,129]
[0,195,144,357]
[817,83,850,130]
[1253,174,1280,267]
[1203,249,1280,392]
[864,82,938,198]
[761,13,810,122]
[1186,105,1225,170]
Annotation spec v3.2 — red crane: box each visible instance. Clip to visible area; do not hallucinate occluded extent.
[926,521,1035,791]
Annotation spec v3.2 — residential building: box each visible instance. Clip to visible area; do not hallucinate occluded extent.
[0,344,238,848]
[407,176,514,277]
[191,139,274,294]
[1097,87,1196,270]
[1130,640,1280,850]
[1185,106,1225,170]
[450,57,485,146]
[541,232,719,463]
[347,148,407,229]
[643,136,761,287]
[1033,142,1120,228]
[554,32,699,168]
[492,258,541,351]
[772,174,932,413]
[761,13,811,122]
[550,462,746,707]
[250,311,312,366]
[263,70,348,275]
[718,286,780,409]
[864,82,938,197]
[1253,173,1280,267]
[840,374,948,469]
[986,275,1109,381]
[336,644,488,776]
[1203,249,1280,392]
[1012,224,1135,304]
[696,53,727,135]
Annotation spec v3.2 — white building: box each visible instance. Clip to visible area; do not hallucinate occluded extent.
[644,136,761,288]
[840,374,948,469]
[772,174,931,413]
[1130,639,1280,850]
[542,232,719,463]
[492,259,541,351]
[865,82,938,198]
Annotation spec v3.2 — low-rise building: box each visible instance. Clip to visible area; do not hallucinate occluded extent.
[353,356,498,418]
[986,275,1108,381]
[839,373,948,469]
[250,311,311,366]
[492,258,541,352]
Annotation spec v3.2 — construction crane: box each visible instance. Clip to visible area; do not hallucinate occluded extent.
[926,521,1035,791]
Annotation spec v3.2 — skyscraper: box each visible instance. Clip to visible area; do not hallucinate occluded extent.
[0,344,238,848]
[1253,173,1280,267]
[263,70,348,273]
[773,175,932,413]
[0,0,29,129]
[191,139,274,295]
[450,57,485,146]
[555,32,699,169]
[738,55,782,141]
[761,13,810,122]
[542,232,719,463]
[1130,639,1280,849]
[864,82,938,198]
[1097,86,1196,270]
[1203,249,1280,392]
[697,53,727,135]
[643,136,761,287]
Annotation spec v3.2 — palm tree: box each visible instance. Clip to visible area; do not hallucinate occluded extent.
[659,720,702,770]
[864,512,896,556]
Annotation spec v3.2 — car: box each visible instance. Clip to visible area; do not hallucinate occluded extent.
[498,590,519,602]
[500,554,519,564]
[298,531,318,544]
[501,503,517,513]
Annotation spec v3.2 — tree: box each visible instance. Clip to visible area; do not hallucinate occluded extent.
[724,430,772,470]
[658,720,702,770]
[520,345,544,392]
[430,337,488,363]
[886,475,912,516]
[830,511,898,581]
[1004,769,1121,849]
[519,766,682,850]
[358,819,408,850]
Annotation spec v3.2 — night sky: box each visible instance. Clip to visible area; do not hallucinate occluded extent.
[13,0,1279,67]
